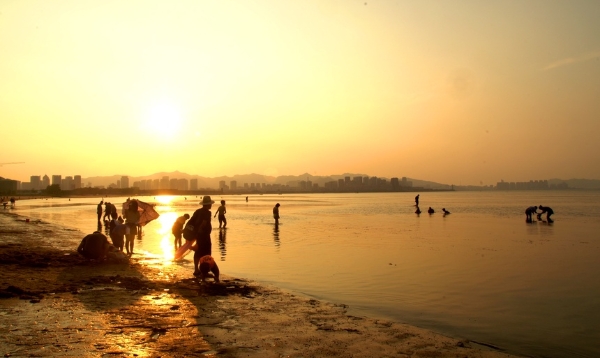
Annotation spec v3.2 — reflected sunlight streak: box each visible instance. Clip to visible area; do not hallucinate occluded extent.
[155,196,176,205]
[156,212,178,262]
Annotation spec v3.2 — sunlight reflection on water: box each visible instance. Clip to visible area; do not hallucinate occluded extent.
[11,191,600,358]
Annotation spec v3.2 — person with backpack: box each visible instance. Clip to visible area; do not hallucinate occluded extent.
[188,196,214,277]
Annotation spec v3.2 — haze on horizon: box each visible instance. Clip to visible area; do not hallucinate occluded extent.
[2,1,599,186]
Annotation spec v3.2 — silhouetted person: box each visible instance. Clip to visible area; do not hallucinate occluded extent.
[110,215,126,252]
[427,207,435,214]
[97,200,103,222]
[415,194,420,206]
[537,205,554,223]
[442,208,450,215]
[214,200,227,228]
[103,202,112,222]
[124,200,140,256]
[191,196,215,277]
[196,255,220,283]
[172,213,190,250]
[77,232,111,260]
[246,196,248,202]
[273,203,280,225]
[525,206,538,222]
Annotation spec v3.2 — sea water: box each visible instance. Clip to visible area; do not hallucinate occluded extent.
[9,191,600,358]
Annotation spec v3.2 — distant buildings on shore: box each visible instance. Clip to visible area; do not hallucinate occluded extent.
[0,173,579,196]
[495,179,568,190]
[2,174,421,195]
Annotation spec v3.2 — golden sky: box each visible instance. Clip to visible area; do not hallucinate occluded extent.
[2,1,599,186]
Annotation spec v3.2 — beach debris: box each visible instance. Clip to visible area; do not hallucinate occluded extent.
[149,328,167,340]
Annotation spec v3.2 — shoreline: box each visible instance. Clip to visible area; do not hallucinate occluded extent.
[0,211,520,357]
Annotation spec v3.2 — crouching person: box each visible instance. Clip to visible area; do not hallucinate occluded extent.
[77,231,111,260]
[195,255,220,283]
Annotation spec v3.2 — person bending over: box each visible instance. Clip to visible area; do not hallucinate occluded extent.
[172,213,190,250]
[537,205,554,222]
[525,206,538,222]
[77,232,111,260]
[196,255,220,283]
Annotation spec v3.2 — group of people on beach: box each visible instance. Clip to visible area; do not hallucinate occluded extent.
[525,205,554,223]
[170,196,221,283]
[169,198,283,283]
[86,198,142,257]
[414,194,451,216]
[1,196,16,209]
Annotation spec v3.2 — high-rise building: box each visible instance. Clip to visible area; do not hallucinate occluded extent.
[74,175,81,189]
[190,179,198,191]
[52,175,61,186]
[121,176,129,189]
[30,176,41,190]
[42,175,50,189]
[177,178,188,190]
[62,176,74,190]
[160,176,169,190]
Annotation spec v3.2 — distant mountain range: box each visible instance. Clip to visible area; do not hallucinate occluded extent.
[82,171,456,190]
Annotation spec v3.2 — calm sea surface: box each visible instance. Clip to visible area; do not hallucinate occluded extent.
[9,191,600,358]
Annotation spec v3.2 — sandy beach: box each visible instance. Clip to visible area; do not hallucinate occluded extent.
[0,211,520,358]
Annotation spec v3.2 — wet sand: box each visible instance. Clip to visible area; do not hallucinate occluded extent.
[0,212,520,358]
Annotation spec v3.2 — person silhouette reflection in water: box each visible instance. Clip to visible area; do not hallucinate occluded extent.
[415,206,422,215]
[218,228,227,261]
[273,222,280,247]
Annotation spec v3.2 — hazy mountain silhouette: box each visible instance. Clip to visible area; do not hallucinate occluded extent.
[81,171,457,190]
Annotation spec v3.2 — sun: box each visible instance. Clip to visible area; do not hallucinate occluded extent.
[143,100,183,140]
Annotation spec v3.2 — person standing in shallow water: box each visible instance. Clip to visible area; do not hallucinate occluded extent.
[124,200,140,256]
[214,200,227,228]
[191,196,214,277]
[97,200,103,222]
[415,194,420,206]
[273,203,280,225]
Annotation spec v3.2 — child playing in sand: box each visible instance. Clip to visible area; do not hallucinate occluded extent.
[194,255,220,283]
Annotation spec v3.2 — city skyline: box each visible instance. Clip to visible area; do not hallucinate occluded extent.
[2,1,600,186]
[5,169,589,192]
